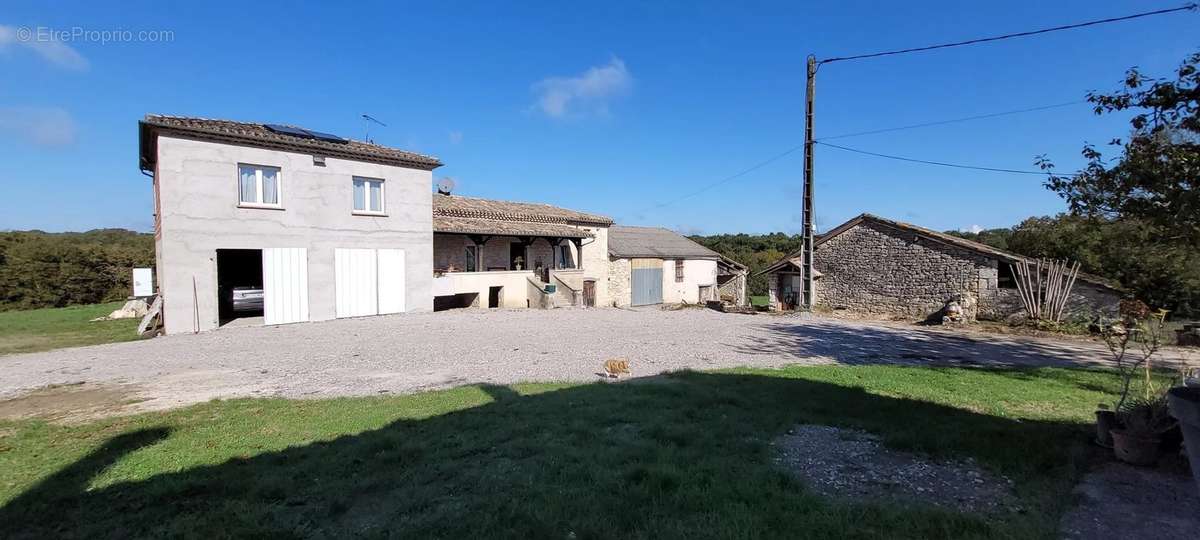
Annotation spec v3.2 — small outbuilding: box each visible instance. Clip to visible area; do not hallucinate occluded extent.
[607,226,748,307]
[761,213,1122,321]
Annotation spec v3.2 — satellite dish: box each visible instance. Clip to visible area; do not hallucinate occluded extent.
[436,177,456,195]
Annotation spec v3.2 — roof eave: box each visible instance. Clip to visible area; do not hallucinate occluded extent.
[141,119,443,171]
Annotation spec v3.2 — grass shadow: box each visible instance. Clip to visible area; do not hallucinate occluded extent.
[0,371,1093,539]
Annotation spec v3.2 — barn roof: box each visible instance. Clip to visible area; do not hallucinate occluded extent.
[606,225,725,262]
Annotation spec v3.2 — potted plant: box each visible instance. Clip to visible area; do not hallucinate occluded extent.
[1111,394,1175,465]
[1095,303,1167,452]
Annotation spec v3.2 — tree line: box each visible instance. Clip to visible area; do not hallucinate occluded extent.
[0,229,154,311]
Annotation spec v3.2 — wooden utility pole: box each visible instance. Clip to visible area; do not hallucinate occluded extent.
[801,55,816,310]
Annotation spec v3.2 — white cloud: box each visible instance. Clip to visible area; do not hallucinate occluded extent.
[532,57,632,118]
[0,106,77,146]
[0,25,89,71]
[965,224,984,234]
[448,130,463,144]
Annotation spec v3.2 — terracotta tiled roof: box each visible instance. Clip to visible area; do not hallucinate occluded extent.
[433,215,593,238]
[432,193,612,226]
[139,115,442,170]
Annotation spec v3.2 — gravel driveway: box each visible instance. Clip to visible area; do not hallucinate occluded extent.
[2,308,1196,413]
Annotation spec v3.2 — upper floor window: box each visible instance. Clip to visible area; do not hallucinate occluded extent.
[675,259,685,282]
[353,177,385,214]
[238,164,281,208]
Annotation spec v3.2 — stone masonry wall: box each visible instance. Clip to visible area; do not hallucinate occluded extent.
[983,279,1120,320]
[814,221,993,320]
[608,257,632,307]
[814,220,1121,321]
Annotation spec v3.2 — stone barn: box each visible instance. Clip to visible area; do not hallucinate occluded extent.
[762,214,1121,321]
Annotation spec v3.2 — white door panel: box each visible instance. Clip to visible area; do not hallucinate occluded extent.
[262,248,309,325]
[377,249,406,315]
[335,248,378,318]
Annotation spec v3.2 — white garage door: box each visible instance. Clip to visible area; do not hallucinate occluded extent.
[262,248,309,325]
[335,248,406,318]
[376,249,406,315]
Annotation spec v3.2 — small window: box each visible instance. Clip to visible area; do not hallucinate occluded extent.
[238,164,281,207]
[675,259,684,282]
[352,177,385,214]
[998,263,1018,289]
[464,245,478,272]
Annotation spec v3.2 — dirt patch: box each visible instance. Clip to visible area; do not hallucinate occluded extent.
[773,424,1017,513]
[1060,461,1199,540]
[0,382,146,423]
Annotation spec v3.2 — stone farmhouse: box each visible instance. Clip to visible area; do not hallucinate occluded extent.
[140,114,743,335]
[762,213,1121,321]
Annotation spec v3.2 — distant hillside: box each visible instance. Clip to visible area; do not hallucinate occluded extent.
[688,232,802,296]
[0,229,154,311]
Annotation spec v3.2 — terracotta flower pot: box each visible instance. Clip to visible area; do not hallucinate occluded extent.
[1110,429,1161,466]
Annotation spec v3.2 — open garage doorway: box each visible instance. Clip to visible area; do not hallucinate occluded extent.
[217,249,263,326]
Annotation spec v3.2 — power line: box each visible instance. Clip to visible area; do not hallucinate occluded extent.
[637,99,1089,211]
[816,100,1086,141]
[816,141,1052,175]
[819,3,1198,64]
[634,143,804,213]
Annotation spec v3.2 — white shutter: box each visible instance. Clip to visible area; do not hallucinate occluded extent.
[262,248,309,325]
[335,248,378,318]
[376,249,406,315]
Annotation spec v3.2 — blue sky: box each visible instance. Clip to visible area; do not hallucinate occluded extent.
[0,1,1195,235]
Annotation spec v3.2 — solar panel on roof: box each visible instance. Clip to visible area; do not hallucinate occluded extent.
[305,130,348,144]
[264,124,314,139]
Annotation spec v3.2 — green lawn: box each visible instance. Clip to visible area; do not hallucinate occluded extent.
[750,295,769,307]
[0,365,1118,539]
[0,302,141,355]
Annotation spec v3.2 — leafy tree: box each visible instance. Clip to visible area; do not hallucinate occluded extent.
[688,232,802,296]
[1038,51,1200,246]
[0,229,154,311]
[943,228,1012,251]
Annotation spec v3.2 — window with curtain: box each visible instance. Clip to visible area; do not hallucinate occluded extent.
[238,164,282,206]
[352,177,385,214]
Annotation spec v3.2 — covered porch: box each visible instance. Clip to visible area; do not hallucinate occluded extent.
[762,258,819,311]
[432,216,594,310]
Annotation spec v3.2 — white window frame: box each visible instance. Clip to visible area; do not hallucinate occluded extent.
[352,177,386,216]
[237,164,283,209]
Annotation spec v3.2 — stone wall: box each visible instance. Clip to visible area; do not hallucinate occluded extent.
[608,257,631,307]
[434,234,468,271]
[718,272,747,305]
[982,279,1120,321]
[812,220,1121,321]
[814,221,990,319]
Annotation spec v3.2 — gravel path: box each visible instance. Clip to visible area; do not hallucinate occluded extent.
[2,308,1196,413]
